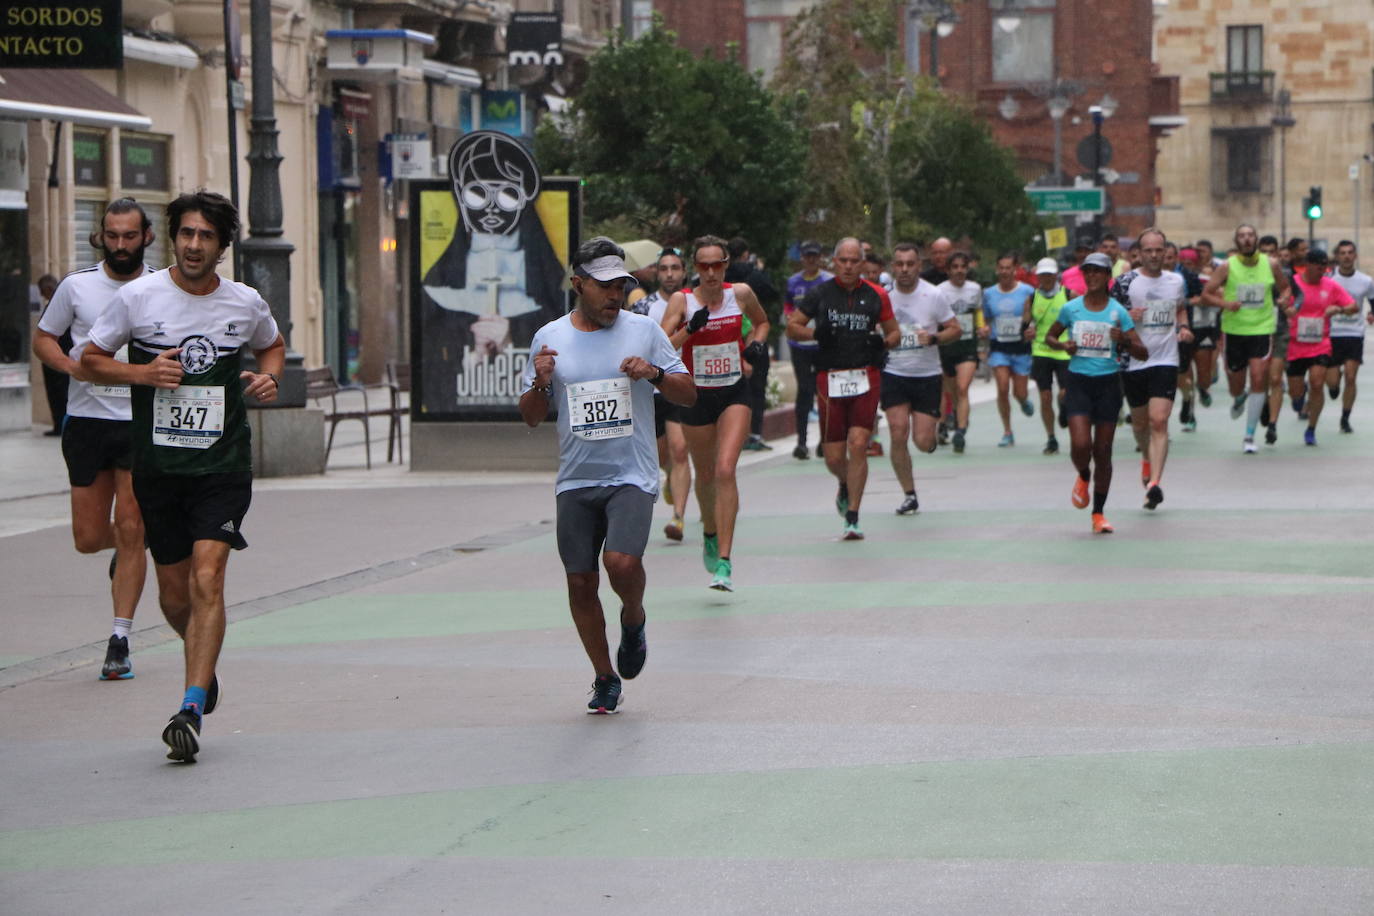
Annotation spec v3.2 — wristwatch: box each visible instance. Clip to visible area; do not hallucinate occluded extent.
[650,366,665,385]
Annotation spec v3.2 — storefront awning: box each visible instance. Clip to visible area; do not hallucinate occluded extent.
[0,68,152,130]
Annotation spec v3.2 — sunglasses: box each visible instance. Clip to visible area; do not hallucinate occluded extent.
[659,247,681,257]
[695,259,729,270]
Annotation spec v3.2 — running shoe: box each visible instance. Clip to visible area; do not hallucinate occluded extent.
[616,619,647,679]
[1179,399,1193,425]
[1304,427,1316,447]
[743,434,772,451]
[1340,417,1354,434]
[866,440,884,457]
[709,558,733,592]
[702,533,719,573]
[1198,388,1212,408]
[1144,484,1164,511]
[1071,476,1089,509]
[1242,437,1258,454]
[1260,402,1271,427]
[895,493,919,515]
[842,522,865,541]
[100,635,133,680]
[835,484,849,517]
[792,444,810,460]
[1043,437,1058,455]
[205,673,220,715]
[1091,513,1115,535]
[998,433,1015,448]
[1265,424,1278,445]
[587,674,622,714]
[815,443,824,458]
[162,707,202,762]
[952,430,966,454]
[1182,417,1197,433]
[1230,394,1246,419]
[1019,398,1035,417]
[1140,460,1151,488]
[664,515,684,541]
[1292,393,1306,415]
[1328,385,1340,401]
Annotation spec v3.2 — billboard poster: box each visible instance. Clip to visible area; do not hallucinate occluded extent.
[410,131,579,421]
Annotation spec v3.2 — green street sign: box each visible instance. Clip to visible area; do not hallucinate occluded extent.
[1026,187,1105,215]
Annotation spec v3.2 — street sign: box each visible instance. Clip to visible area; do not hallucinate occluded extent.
[1026,187,1105,215]
[1076,135,1113,170]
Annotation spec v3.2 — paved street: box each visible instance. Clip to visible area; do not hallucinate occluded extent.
[2,381,1373,914]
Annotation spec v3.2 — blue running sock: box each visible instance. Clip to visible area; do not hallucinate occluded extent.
[1245,392,1265,437]
[183,685,208,715]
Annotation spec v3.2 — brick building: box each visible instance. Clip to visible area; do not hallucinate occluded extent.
[637,0,1182,243]
[1153,0,1374,250]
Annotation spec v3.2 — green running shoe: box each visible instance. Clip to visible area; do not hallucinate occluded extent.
[709,558,733,592]
[702,533,719,573]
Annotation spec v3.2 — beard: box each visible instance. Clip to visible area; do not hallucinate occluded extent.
[104,243,147,277]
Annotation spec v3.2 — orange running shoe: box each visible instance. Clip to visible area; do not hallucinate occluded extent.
[1092,513,1114,534]
[1071,476,1090,509]
[1140,460,1151,487]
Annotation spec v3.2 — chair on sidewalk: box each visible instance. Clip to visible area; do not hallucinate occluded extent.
[306,366,399,469]
[385,361,410,463]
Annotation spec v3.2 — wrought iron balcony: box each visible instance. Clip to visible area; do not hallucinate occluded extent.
[1209,70,1275,103]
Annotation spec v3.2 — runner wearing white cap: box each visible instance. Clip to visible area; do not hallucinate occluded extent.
[1028,257,1070,455]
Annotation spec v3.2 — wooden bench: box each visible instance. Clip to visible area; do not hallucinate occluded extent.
[305,366,402,469]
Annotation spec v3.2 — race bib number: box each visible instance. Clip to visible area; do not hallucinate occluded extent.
[1330,311,1363,332]
[153,385,225,449]
[566,377,633,441]
[1193,305,1219,329]
[1143,300,1176,330]
[1296,316,1324,344]
[692,342,741,388]
[1073,321,1113,360]
[897,323,924,350]
[1238,283,1268,309]
[956,312,974,336]
[827,368,870,398]
[995,315,1023,341]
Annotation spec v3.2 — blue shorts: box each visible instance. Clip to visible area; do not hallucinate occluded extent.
[987,350,1032,376]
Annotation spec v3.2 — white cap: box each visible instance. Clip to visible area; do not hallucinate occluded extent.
[1034,257,1060,275]
[576,254,639,288]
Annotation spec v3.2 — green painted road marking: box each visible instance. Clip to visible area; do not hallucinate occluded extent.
[136,573,1371,651]
[3,742,1370,870]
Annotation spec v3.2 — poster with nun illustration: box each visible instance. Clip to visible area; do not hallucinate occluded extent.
[410,131,580,420]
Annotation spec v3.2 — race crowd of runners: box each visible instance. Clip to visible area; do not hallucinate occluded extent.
[35,207,1373,727]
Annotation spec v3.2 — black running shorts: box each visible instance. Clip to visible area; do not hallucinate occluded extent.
[1063,371,1123,425]
[133,471,253,566]
[879,372,942,417]
[1224,333,1272,374]
[678,378,749,427]
[1122,365,1179,408]
[1030,356,1069,392]
[1330,337,1364,365]
[61,416,133,487]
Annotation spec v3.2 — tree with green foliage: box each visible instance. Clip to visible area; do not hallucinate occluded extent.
[534,23,807,267]
[773,0,1043,258]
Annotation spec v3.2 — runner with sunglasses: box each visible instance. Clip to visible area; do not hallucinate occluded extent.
[660,235,770,591]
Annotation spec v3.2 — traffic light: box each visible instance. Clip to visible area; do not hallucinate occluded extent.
[1305,185,1323,220]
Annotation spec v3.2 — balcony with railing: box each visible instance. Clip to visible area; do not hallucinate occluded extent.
[1209,70,1275,103]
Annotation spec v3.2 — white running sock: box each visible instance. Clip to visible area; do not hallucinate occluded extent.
[112,617,133,641]
[1245,392,1265,436]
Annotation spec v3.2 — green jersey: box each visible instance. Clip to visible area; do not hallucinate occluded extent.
[1030,286,1070,359]
[1222,254,1277,336]
[87,268,280,477]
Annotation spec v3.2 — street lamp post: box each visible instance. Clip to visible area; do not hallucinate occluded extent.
[241,0,304,407]
[908,0,956,84]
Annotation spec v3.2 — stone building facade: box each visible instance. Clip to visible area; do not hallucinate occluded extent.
[1153,0,1374,249]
